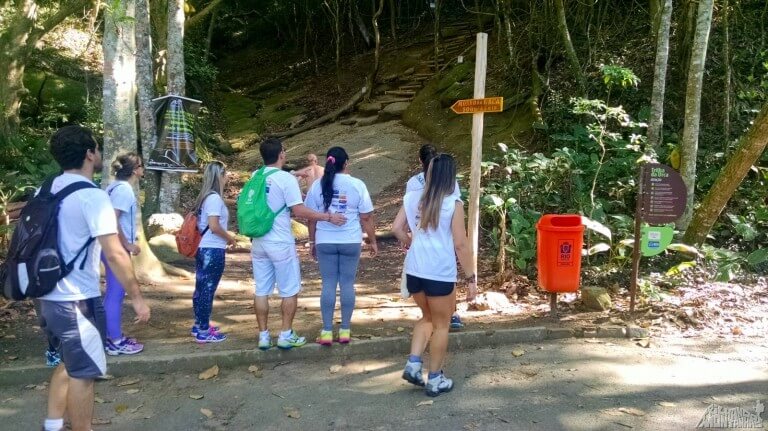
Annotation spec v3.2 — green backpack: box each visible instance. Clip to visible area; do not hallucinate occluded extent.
[237,166,287,238]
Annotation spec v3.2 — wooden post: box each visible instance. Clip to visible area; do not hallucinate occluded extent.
[629,164,646,312]
[467,33,488,279]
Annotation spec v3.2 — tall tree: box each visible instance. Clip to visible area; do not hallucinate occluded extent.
[646,0,672,148]
[158,0,185,214]
[136,0,160,218]
[678,0,714,230]
[684,103,768,245]
[104,0,169,281]
[722,0,732,142]
[0,0,90,143]
[554,0,587,96]
[433,0,442,73]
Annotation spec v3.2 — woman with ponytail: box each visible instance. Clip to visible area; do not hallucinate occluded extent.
[304,146,377,346]
[392,153,477,397]
[102,152,145,355]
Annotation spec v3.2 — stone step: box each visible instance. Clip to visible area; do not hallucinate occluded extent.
[384,90,416,97]
[398,84,422,90]
[377,97,413,106]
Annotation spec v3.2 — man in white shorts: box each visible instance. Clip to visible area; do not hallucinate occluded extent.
[252,138,346,350]
[38,126,150,431]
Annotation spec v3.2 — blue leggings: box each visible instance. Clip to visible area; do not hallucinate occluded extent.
[193,248,226,331]
[316,243,362,331]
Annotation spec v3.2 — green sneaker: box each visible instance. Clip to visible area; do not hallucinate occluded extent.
[277,330,306,349]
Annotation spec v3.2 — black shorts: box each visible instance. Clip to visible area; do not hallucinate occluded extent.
[406,275,455,297]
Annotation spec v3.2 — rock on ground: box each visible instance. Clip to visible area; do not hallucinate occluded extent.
[378,102,410,121]
[146,213,184,238]
[581,286,612,311]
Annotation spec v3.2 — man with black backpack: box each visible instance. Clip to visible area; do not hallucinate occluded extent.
[34,126,151,431]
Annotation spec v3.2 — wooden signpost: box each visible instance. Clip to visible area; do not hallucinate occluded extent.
[452,33,504,282]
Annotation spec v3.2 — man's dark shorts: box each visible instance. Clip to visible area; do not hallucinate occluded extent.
[39,298,107,379]
[406,274,455,297]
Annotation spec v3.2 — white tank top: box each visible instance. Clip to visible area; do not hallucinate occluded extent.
[403,191,461,282]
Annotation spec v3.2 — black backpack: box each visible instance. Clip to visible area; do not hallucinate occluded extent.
[0,176,97,300]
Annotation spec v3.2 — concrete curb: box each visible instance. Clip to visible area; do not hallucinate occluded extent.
[0,325,648,387]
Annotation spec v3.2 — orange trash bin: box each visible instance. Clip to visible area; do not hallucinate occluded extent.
[536,214,584,293]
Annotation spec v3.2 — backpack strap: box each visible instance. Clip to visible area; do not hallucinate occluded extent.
[197,191,217,233]
[54,180,99,271]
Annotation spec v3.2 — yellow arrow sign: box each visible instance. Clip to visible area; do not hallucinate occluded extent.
[450,97,504,114]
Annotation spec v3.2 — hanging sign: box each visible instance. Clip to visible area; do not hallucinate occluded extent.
[146,95,202,173]
[642,163,687,224]
[640,224,675,256]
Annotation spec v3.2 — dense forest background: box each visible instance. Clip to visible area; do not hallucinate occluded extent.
[0,0,766,285]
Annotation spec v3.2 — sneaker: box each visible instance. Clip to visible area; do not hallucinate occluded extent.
[195,328,227,344]
[317,330,333,346]
[338,328,351,344]
[425,373,454,397]
[277,331,306,349]
[402,360,425,387]
[106,337,145,356]
[258,333,272,351]
[45,349,61,367]
[191,325,220,336]
[450,314,464,330]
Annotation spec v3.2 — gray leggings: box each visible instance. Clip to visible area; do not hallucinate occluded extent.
[316,243,362,331]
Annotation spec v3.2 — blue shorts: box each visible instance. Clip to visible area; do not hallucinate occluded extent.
[39,298,107,379]
[406,275,455,297]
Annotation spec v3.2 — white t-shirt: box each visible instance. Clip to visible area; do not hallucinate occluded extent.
[405,172,461,198]
[252,167,303,244]
[403,191,461,283]
[42,173,117,302]
[197,193,229,249]
[304,174,374,244]
[105,180,137,244]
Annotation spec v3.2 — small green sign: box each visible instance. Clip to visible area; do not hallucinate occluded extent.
[640,225,674,256]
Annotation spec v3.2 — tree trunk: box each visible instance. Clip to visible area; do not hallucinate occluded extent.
[723,0,731,142]
[433,0,441,74]
[500,0,516,72]
[650,0,661,36]
[554,0,587,96]
[364,0,385,102]
[683,103,768,245]
[185,0,224,29]
[353,1,372,46]
[136,0,160,218]
[102,0,138,182]
[678,0,714,230]
[0,0,90,143]
[160,0,186,214]
[389,0,398,49]
[646,0,672,148]
[203,7,218,62]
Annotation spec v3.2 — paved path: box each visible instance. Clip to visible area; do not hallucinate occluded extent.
[4,337,766,430]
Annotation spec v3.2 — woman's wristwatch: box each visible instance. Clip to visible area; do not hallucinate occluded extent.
[465,274,477,284]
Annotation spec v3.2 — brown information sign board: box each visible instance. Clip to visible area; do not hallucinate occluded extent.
[450,97,504,114]
[642,163,687,224]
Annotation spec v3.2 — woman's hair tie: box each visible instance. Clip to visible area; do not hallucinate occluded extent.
[327,156,336,164]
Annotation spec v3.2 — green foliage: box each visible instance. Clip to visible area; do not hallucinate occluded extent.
[599,64,640,91]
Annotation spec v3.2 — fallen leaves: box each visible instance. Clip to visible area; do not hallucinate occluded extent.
[126,389,140,395]
[198,365,219,380]
[417,400,434,407]
[116,377,141,387]
[636,339,652,348]
[200,408,213,418]
[658,401,676,407]
[511,349,525,357]
[329,365,342,374]
[248,364,264,378]
[189,394,204,400]
[92,418,112,425]
[617,407,646,417]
